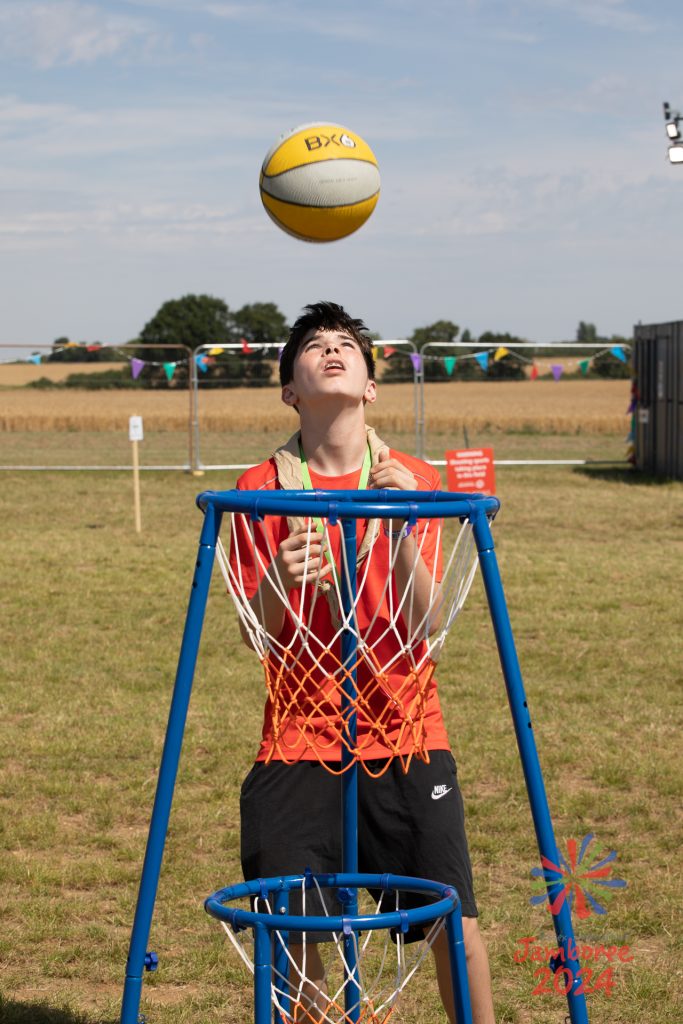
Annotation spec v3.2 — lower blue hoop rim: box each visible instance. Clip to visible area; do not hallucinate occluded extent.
[205,871,461,935]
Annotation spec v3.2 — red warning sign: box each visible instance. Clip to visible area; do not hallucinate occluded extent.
[445,448,496,495]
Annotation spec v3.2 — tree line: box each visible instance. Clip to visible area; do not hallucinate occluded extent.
[36,295,632,389]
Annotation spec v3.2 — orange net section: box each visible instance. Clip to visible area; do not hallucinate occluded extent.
[216,508,480,775]
[262,647,437,777]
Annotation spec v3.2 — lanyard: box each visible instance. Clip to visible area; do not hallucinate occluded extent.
[298,438,372,497]
[298,438,372,582]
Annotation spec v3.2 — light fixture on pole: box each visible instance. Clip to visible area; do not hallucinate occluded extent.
[663,101,683,163]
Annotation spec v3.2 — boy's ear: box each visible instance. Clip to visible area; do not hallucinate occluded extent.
[281,384,298,408]
[363,378,377,405]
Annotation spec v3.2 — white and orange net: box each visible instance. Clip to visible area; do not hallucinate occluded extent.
[216,499,482,775]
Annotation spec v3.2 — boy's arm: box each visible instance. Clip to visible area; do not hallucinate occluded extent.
[239,525,326,648]
[368,451,444,635]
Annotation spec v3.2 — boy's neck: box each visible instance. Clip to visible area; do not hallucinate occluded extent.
[298,406,368,477]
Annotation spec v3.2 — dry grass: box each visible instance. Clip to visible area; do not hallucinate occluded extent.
[0,363,128,386]
[0,380,630,435]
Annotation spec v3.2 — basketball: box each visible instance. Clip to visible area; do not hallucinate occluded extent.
[259,122,380,243]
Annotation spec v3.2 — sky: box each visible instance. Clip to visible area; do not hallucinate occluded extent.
[1,0,682,356]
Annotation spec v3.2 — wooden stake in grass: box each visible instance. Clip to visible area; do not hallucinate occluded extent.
[129,415,143,533]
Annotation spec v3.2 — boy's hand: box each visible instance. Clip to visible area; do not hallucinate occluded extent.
[369,448,417,491]
[275,525,331,589]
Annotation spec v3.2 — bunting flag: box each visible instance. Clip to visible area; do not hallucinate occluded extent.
[241,337,253,354]
[86,344,101,352]
[208,346,224,356]
[372,346,378,361]
[474,352,489,372]
[195,354,209,373]
[551,363,564,381]
[383,345,396,358]
[131,358,145,380]
[611,345,627,363]
[530,364,539,380]
[493,346,509,362]
[444,356,457,376]
[578,359,590,375]
[410,352,422,372]
[163,362,176,382]
[29,354,42,365]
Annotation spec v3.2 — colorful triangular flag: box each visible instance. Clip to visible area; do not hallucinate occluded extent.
[578,359,590,375]
[383,345,396,358]
[444,356,457,376]
[410,353,422,372]
[372,346,378,361]
[530,364,539,380]
[163,362,176,382]
[195,354,208,373]
[131,358,144,379]
[494,346,509,362]
[610,345,627,363]
[29,354,42,365]
[208,346,223,356]
[474,352,489,372]
[551,363,563,381]
[241,337,253,354]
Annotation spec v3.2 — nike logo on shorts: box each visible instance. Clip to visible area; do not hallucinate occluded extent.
[431,784,452,800]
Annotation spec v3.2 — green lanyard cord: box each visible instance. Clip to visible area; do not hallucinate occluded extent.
[298,438,372,585]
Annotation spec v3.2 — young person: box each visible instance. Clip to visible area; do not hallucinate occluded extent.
[230,301,495,1024]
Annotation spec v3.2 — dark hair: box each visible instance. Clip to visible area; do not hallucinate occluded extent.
[279,301,376,387]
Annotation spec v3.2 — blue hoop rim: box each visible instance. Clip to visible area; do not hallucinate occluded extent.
[197,488,499,523]
[205,871,461,935]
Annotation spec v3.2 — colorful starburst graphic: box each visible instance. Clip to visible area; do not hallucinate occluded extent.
[530,833,627,919]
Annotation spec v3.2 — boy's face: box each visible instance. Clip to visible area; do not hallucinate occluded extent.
[282,327,376,411]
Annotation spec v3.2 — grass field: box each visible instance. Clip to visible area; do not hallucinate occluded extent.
[0,379,631,470]
[1,438,681,1024]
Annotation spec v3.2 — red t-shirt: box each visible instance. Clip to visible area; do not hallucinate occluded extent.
[229,448,451,763]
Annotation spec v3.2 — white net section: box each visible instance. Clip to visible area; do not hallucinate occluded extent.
[219,881,448,1024]
[216,505,481,774]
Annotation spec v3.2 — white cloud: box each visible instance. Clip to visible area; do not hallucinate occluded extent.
[0,2,156,68]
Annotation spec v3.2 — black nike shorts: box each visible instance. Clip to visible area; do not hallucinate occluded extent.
[240,750,477,940]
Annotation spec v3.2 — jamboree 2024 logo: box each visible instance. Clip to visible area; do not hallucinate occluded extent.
[515,833,629,999]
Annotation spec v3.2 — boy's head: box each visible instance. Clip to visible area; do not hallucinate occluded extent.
[279,301,376,388]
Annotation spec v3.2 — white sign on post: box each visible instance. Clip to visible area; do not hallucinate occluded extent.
[129,415,143,533]
[129,415,144,442]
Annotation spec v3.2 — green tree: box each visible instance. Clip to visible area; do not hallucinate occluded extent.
[382,319,460,382]
[136,294,288,388]
[576,321,598,343]
[477,331,527,380]
[138,294,233,358]
[592,337,632,379]
[231,302,288,347]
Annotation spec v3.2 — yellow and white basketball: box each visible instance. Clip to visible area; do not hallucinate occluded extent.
[259,123,380,243]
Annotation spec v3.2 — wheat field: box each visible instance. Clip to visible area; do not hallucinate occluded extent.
[0,380,630,435]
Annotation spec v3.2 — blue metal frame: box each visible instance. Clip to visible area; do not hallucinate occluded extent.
[206,872,472,1024]
[120,489,589,1024]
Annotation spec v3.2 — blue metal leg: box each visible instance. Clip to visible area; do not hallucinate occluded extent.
[121,503,222,1024]
[471,509,590,1024]
[444,903,473,1024]
[254,924,273,1024]
[340,516,360,1023]
[272,890,290,1024]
